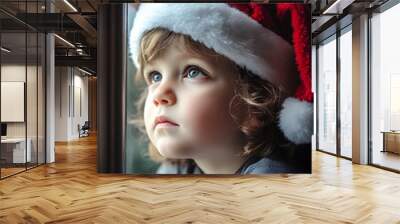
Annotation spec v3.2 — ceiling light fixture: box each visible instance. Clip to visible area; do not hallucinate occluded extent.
[54,34,75,48]
[1,47,11,53]
[322,0,354,15]
[63,0,78,12]
[78,67,93,76]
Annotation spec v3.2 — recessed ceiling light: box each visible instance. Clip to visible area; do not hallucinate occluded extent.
[1,47,11,53]
[54,34,75,48]
[322,0,355,15]
[77,67,93,76]
[63,0,78,12]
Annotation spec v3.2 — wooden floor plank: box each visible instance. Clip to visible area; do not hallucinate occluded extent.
[1,134,400,223]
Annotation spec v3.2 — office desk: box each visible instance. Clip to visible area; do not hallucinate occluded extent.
[381,131,400,154]
[1,138,31,163]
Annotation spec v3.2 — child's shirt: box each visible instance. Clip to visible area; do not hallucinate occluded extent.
[156,144,311,174]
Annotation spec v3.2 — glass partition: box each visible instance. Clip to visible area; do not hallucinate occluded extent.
[27,31,38,169]
[1,30,28,177]
[0,1,46,179]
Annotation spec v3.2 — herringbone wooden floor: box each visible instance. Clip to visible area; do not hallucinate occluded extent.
[1,134,400,223]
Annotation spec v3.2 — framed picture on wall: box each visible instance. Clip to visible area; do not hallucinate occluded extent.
[1,81,25,123]
[125,3,312,175]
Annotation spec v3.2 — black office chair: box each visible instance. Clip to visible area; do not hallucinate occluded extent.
[78,121,90,138]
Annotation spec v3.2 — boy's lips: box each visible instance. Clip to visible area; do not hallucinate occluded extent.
[154,116,179,128]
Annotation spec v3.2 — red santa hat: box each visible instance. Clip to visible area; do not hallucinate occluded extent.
[129,3,313,144]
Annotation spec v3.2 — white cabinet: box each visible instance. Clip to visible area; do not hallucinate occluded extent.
[1,138,32,163]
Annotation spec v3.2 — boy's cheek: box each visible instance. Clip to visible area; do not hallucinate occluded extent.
[184,95,236,143]
[143,101,155,138]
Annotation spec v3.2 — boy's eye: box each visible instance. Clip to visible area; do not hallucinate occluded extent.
[184,66,207,79]
[148,72,162,83]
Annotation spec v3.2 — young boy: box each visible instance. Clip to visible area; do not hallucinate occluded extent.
[129,3,313,174]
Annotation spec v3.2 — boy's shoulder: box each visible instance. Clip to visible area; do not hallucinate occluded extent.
[241,143,312,174]
[240,157,299,174]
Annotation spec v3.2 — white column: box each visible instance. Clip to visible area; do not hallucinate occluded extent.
[352,14,369,164]
[312,45,317,151]
[46,32,55,163]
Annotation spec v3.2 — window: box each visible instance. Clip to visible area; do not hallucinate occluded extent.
[339,27,352,158]
[317,35,337,155]
[370,2,400,171]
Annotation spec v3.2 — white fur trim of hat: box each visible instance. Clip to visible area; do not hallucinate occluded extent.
[129,3,298,93]
[279,97,313,144]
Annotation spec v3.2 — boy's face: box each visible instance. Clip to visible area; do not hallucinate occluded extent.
[143,39,244,159]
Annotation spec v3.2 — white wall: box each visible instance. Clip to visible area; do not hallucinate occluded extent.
[54,67,89,141]
[74,73,89,136]
[55,66,69,141]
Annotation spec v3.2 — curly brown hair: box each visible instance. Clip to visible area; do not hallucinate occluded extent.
[131,28,291,163]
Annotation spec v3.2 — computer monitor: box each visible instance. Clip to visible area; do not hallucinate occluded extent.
[1,123,7,137]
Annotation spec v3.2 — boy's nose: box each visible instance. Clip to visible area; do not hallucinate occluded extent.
[153,87,176,107]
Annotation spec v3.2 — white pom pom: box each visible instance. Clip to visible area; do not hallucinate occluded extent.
[278,97,313,144]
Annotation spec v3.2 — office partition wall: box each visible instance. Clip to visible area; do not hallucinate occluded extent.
[0,0,47,179]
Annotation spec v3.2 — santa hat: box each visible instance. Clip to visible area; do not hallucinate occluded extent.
[129,3,313,144]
